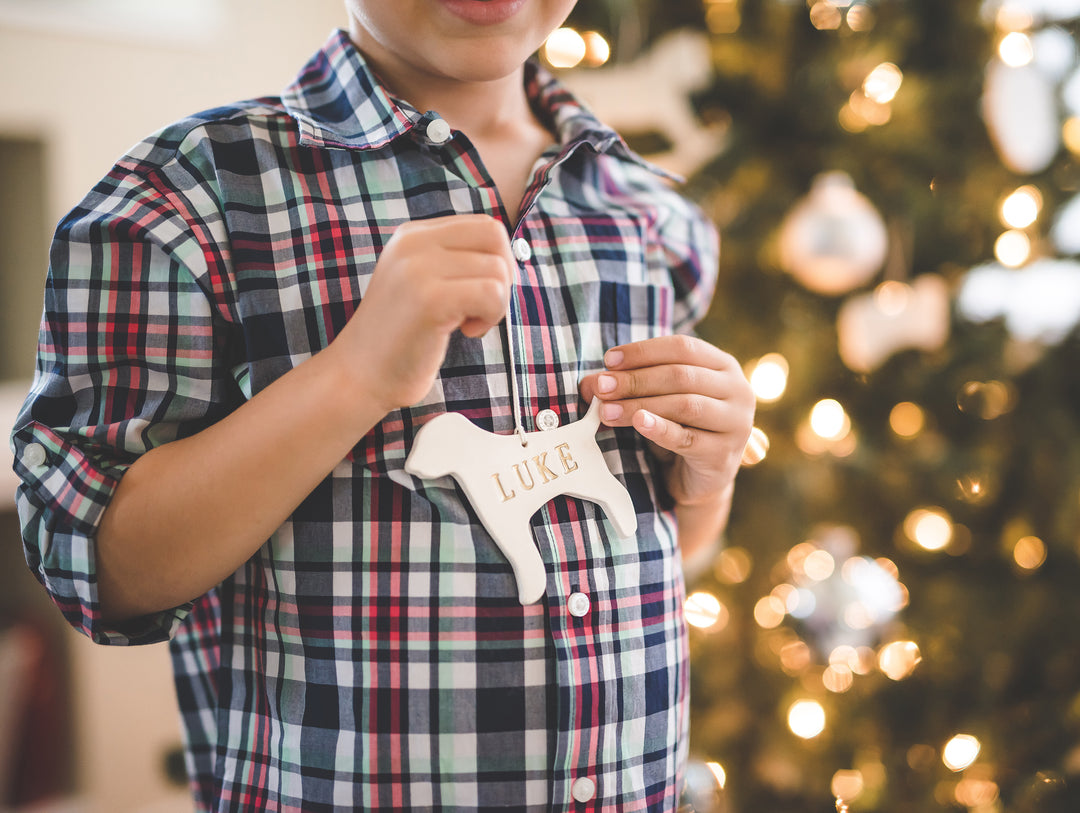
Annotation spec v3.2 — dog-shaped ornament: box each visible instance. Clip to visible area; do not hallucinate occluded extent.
[405,398,638,604]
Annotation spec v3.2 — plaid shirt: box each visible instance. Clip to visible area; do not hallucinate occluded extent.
[12,30,717,812]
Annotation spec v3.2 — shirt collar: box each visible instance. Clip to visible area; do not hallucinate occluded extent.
[282,30,673,178]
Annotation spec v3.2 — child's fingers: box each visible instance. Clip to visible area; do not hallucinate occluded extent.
[604,335,738,373]
[581,363,733,405]
[629,408,701,456]
[594,393,744,435]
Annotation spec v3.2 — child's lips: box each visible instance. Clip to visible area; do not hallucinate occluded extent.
[437,0,528,25]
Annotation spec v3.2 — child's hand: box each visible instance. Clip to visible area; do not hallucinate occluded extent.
[579,335,755,508]
[335,214,514,412]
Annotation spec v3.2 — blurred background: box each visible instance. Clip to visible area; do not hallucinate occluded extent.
[2,0,1080,811]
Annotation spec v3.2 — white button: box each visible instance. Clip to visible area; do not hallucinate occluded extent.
[535,409,559,431]
[512,237,532,263]
[567,592,591,618]
[426,117,452,144]
[571,776,596,803]
[22,442,47,470]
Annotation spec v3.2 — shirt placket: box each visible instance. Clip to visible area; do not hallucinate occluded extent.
[422,118,613,808]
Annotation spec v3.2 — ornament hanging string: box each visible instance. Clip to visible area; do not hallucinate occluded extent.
[505,284,529,446]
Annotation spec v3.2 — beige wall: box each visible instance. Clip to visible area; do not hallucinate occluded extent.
[0,3,346,810]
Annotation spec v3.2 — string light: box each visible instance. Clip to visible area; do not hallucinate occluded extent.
[999,31,1035,66]
[754,595,786,629]
[823,663,854,693]
[706,761,727,789]
[715,546,753,584]
[878,640,922,680]
[1000,185,1042,228]
[994,229,1032,267]
[863,63,903,104]
[810,399,851,441]
[1064,117,1080,154]
[957,380,1013,420]
[846,4,874,32]
[831,770,864,806]
[685,591,729,629]
[889,401,925,438]
[749,353,790,402]
[580,31,611,67]
[741,426,771,466]
[955,776,1000,808]
[788,699,827,739]
[1013,535,1047,571]
[803,549,836,581]
[809,2,843,30]
[705,0,741,34]
[942,734,981,771]
[543,27,587,69]
[904,507,954,551]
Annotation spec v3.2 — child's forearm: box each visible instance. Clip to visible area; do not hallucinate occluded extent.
[95,214,515,623]
[674,482,734,562]
[95,343,386,623]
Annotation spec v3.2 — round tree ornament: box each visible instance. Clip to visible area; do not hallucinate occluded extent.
[778,172,889,295]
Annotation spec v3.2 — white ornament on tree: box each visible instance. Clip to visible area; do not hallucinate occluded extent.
[958,258,1080,344]
[982,58,1060,174]
[778,172,889,296]
[837,275,951,373]
[560,29,726,178]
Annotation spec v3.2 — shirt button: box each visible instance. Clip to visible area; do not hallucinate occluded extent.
[512,237,532,263]
[571,776,597,803]
[535,408,559,431]
[22,442,47,470]
[567,592,591,618]
[426,117,452,144]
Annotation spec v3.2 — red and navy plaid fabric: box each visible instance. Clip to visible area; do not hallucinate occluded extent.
[12,30,717,812]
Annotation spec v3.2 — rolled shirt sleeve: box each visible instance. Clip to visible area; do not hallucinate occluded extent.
[11,158,237,645]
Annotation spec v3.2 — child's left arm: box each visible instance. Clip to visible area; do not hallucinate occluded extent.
[579,334,755,560]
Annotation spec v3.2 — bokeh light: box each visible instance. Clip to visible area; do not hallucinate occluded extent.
[831,770,865,804]
[994,229,1032,267]
[810,399,850,440]
[878,640,922,680]
[741,426,770,466]
[706,761,727,789]
[904,507,954,551]
[543,27,587,69]
[863,62,903,103]
[580,31,611,67]
[999,31,1035,66]
[749,353,790,402]
[715,546,752,584]
[788,700,827,739]
[942,734,981,772]
[685,591,729,630]
[809,2,843,30]
[1013,535,1047,571]
[890,401,926,438]
[823,663,854,693]
[754,595,786,629]
[1000,185,1042,228]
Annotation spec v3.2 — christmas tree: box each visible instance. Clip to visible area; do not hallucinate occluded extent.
[556,1,1080,810]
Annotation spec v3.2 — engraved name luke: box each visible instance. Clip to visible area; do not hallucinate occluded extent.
[405,398,638,604]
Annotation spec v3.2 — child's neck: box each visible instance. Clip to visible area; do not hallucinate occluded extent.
[353,40,555,221]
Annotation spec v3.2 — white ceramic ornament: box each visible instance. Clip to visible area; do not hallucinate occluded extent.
[982,58,1060,175]
[561,29,725,178]
[778,172,889,296]
[404,398,638,604]
[837,275,950,373]
[958,258,1080,344]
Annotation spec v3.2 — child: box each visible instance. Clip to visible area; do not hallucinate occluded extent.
[11,0,754,810]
